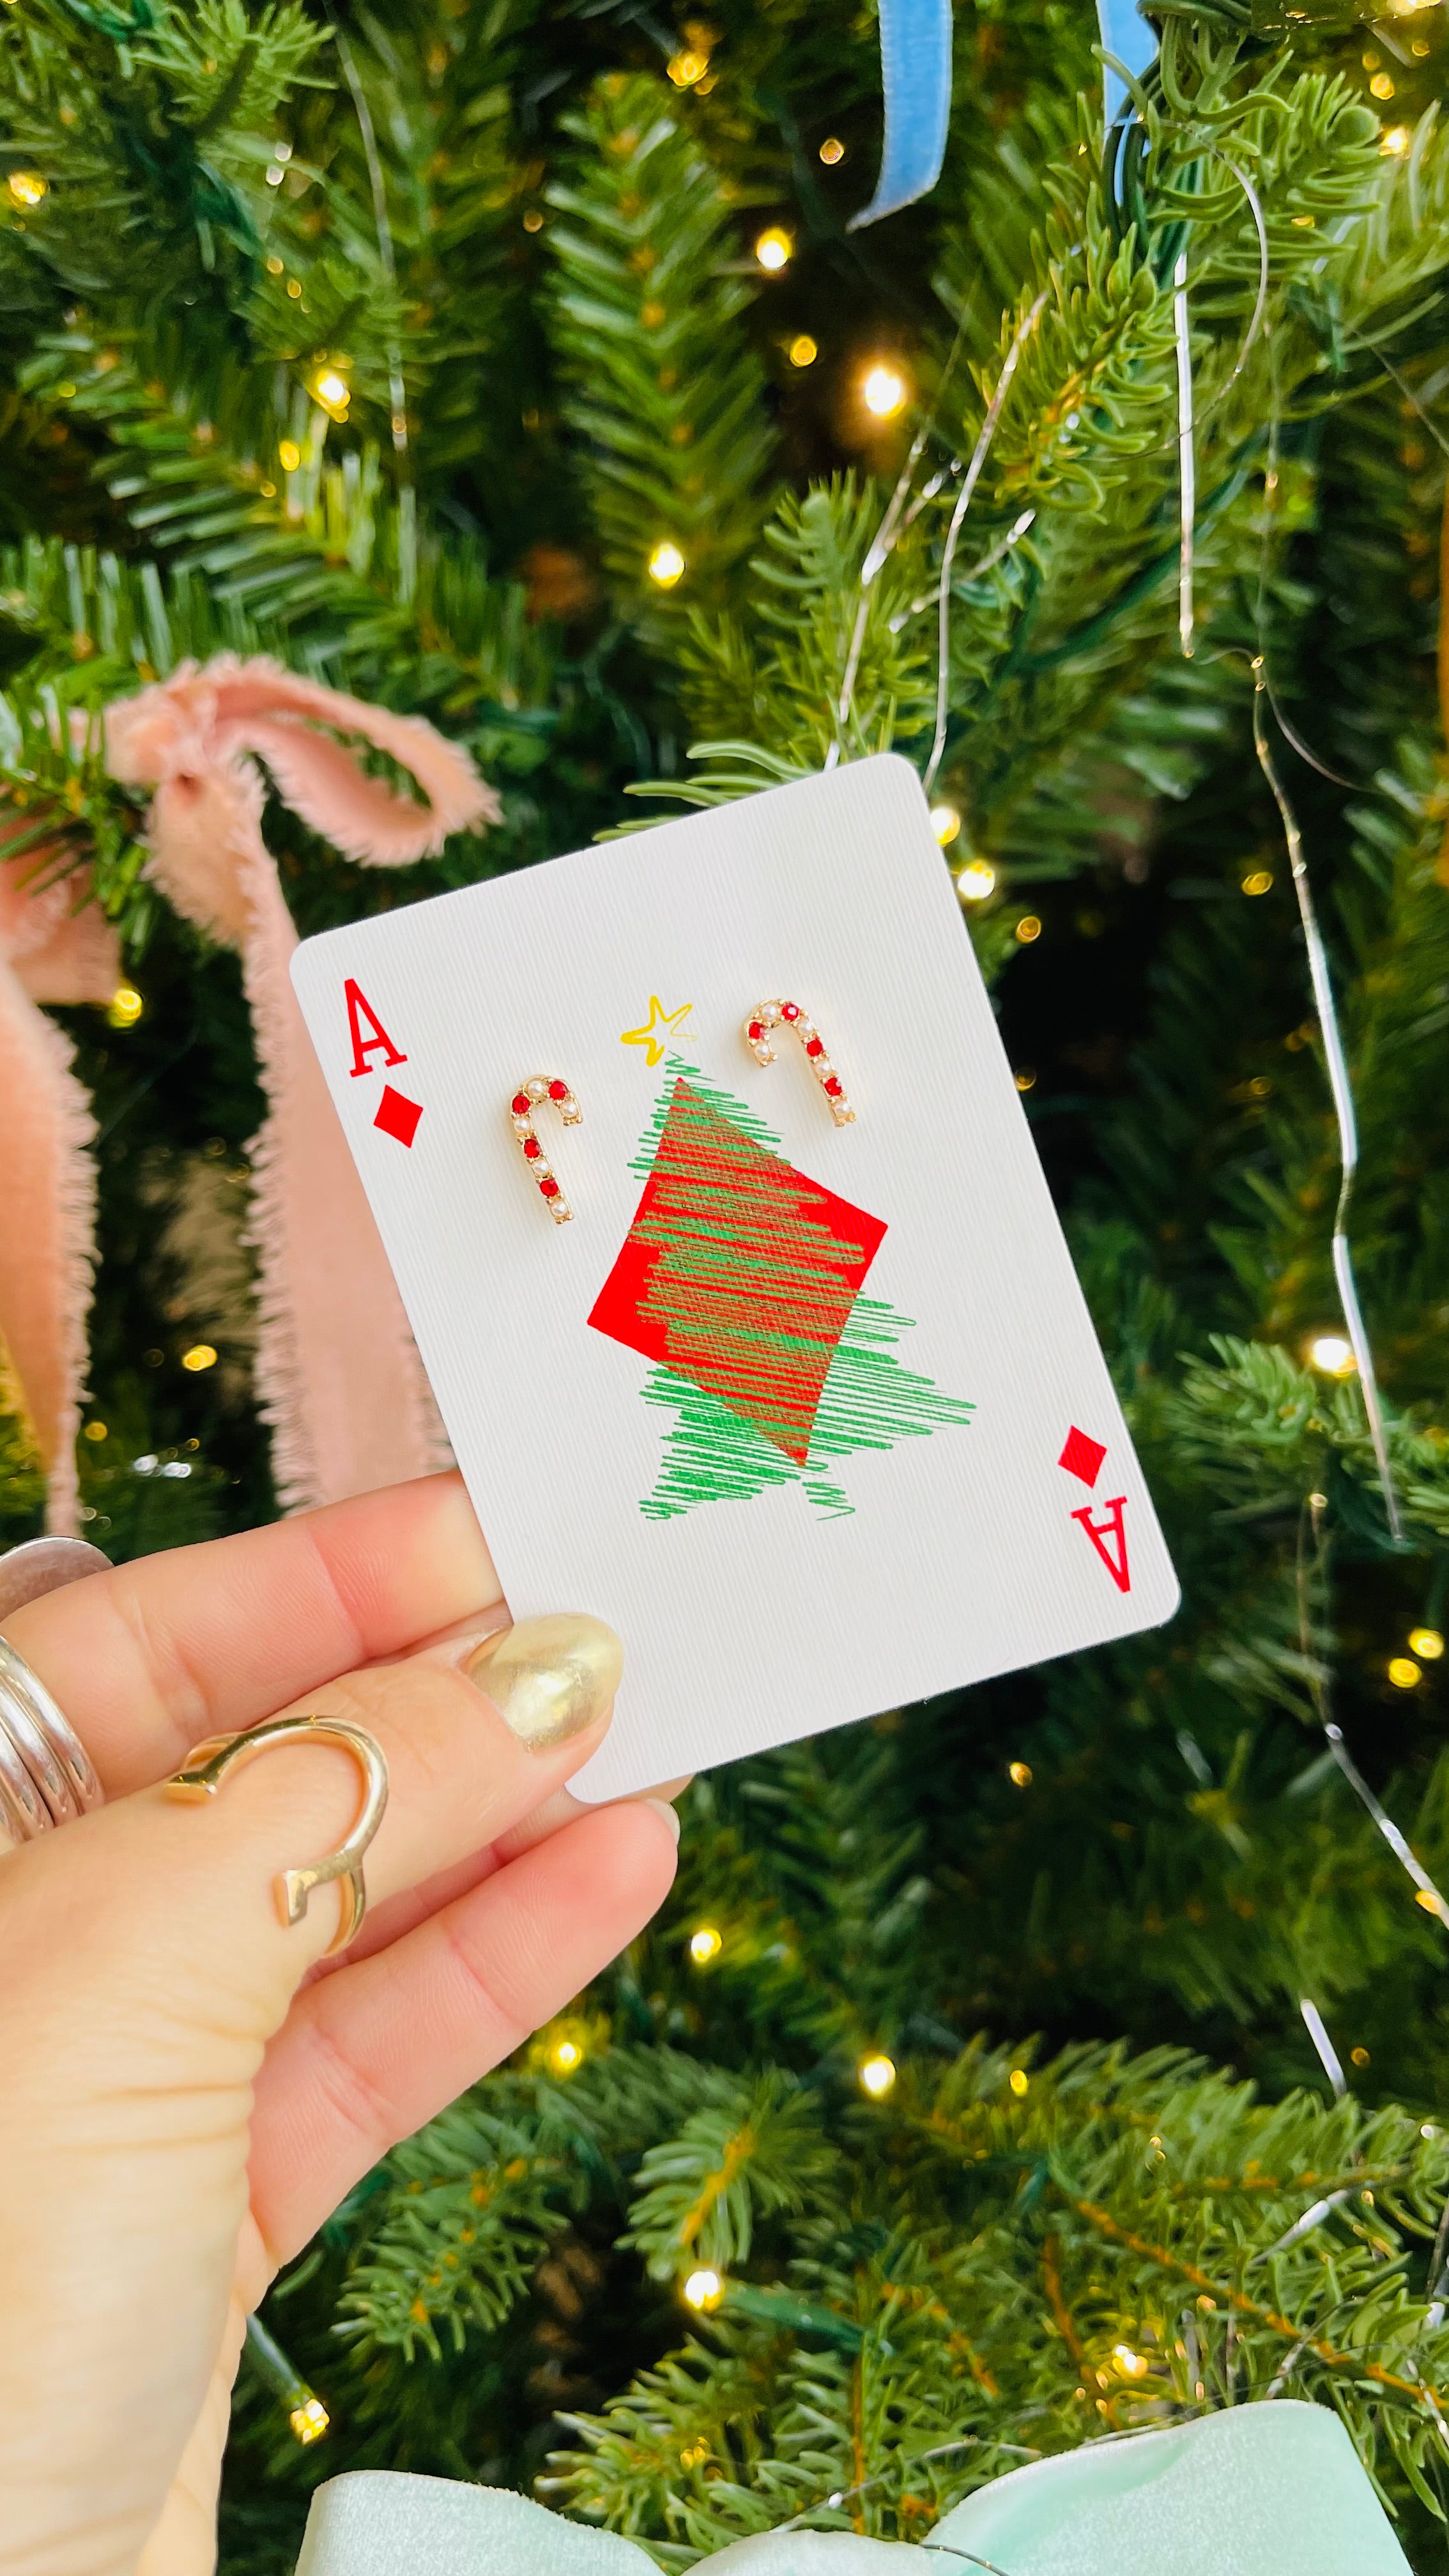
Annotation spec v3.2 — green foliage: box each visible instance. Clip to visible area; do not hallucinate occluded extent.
[6,0,1449,2566]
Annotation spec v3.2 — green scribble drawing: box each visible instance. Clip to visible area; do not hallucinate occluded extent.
[627,1054,786,1170]
[640,1294,974,1521]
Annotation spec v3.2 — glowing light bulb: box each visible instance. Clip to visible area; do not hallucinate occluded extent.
[1388,1657,1423,1690]
[1009,2067,1030,2097]
[310,366,349,414]
[108,983,144,1028]
[1113,2344,1149,2380]
[7,170,47,210]
[1381,125,1411,153]
[819,138,845,165]
[1411,1627,1445,1660]
[1241,866,1274,896]
[278,440,302,472]
[1015,914,1042,944]
[550,2035,583,2073]
[181,1344,218,1372]
[1307,1333,1355,1377]
[858,2053,896,2098]
[648,540,686,588]
[1009,1760,1032,1787]
[689,1925,723,1964]
[668,48,709,86]
[682,2267,724,2310]
[956,860,996,903]
[930,802,962,845]
[755,226,792,272]
[289,2396,330,2444]
[861,363,907,420]
[788,334,818,368]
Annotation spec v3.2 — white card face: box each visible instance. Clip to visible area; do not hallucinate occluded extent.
[291,756,1178,1800]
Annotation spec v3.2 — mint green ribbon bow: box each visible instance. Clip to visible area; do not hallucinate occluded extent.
[296,2402,1410,2575]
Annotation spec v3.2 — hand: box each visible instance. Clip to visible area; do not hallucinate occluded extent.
[0,1475,680,2576]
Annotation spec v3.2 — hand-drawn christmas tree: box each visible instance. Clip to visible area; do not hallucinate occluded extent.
[588,1061,972,1519]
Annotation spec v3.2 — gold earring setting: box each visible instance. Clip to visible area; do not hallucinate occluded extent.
[511,1077,582,1221]
[745,1000,854,1126]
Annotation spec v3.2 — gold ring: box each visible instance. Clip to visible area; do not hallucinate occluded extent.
[164,1714,389,1955]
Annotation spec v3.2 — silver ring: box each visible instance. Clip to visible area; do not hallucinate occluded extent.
[0,1635,104,1829]
[0,1715,52,1841]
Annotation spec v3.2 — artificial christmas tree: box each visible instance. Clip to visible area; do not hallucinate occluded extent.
[6,0,1449,2564]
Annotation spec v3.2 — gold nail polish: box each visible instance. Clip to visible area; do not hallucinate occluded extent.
[463,1614,623,1750]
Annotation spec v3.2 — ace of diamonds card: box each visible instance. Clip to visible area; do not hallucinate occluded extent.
[291,756,1178,1801]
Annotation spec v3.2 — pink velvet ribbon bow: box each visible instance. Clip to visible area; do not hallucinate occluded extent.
[106,657,498,1515]
[0,839,120,1535]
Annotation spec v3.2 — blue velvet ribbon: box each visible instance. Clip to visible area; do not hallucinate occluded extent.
[849,0,953,229]
[849,0,1160,235]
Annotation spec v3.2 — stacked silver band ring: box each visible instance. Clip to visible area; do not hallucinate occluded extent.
[0,1636,104,1839]
[0,1537,111,1842]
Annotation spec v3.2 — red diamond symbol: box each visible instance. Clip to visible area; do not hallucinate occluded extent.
[1059,1424,1107,1487]
[374,1084,423,1148]
[589,1077,885,1464]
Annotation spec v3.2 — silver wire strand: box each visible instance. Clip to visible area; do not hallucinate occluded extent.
[1254,673,1404,1544]
[1173,250,1195,659]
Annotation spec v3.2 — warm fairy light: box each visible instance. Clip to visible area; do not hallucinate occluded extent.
[858,2053,897,2098]
[788,334,818,368]
[861,363,907,420]
[1411,1627,1445,1660]
[84,1420,107,1443]
[1370,70,1395,96]
[1009,2067,1030,2097]
[930,802,962,845]
[289,2396,330,2444]
[278,439,302,472]
[1381,125,1411,153]
[1009,1760,1032,1787]
[668,47,710,85]
[755,226,792,272]
[648,540,686,588]
[1351,2044,1372,2066]
[1417,1889,1448,1919]
[1112,2343,1149,2380]
[7,170,48,210]
[1015,914,1042,944]
[1389,1656,1423,1690]
[181,1344,218,1372]
[550,2035,583,2073]
[957,860,996,903]
[689,1925,723,1964]
[1241,866,1274,896]
[1015,1068,1037,1092]
[1307,1332,1356,1377]
[108,983,144,1027]
[310,365,349,417]
[682,2267,724,2311]
[819,137,845,164]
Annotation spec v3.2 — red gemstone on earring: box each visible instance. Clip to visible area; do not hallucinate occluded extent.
[539,1176,560,1198]
[806,1037,824,1059]
[512,1092,531,1117]
[781,1002,800,1020]
[747,1022,763,1041]
[523,1137,542,1160]
[548,1079,570,1101]
[824,1077,843,1097]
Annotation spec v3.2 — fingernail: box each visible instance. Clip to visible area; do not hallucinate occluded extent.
[462,1614,623,1751]
[644,1796,681,1845]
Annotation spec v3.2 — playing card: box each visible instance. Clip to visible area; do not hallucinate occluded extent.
[291,756,1178,1800]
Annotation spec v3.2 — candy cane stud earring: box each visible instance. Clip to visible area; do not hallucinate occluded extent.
[744,1000,854,1126]
[510,1077,581,1222]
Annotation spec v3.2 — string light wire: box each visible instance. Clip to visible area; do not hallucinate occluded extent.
[1173,250,1195,658]
[1298,1498,1443,1916]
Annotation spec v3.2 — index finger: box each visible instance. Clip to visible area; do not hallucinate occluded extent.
[0,1473,502,1798]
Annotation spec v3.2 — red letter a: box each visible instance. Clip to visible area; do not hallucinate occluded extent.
[345,978,406,1078]
[1071,1495,1130,1593]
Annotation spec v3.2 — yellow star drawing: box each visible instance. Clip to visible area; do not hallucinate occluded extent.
[619,994,693,1068]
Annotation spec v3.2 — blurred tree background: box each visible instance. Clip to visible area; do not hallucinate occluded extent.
[8,0,1449,2563]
